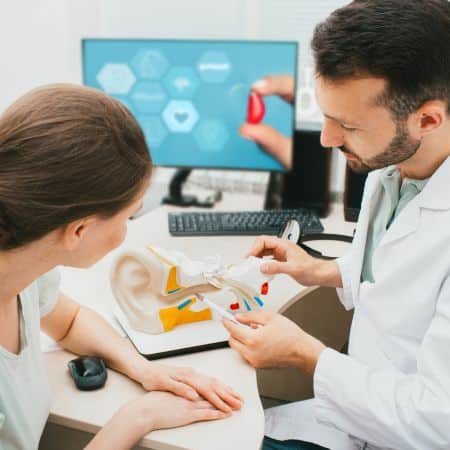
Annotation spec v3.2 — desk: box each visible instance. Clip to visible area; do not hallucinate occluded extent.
[41,194,355,450]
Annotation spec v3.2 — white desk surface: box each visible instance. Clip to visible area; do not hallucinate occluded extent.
[44,194,355,450]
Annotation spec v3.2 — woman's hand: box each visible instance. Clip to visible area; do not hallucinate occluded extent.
[136,361,243,413]
[134,391,231,431]
[240,75,295,169]
[86,391,231,450]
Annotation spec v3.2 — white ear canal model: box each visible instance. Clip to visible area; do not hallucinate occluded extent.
[110,246,274,334]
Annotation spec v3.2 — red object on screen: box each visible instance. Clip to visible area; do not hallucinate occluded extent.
[247,92,265,124]
[230,302,240,311]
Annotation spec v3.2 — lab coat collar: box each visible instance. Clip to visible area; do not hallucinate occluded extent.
[378,200,420,248]
[378,156,450,248]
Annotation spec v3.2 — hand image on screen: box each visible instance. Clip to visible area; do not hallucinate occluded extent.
[241,75,294,169]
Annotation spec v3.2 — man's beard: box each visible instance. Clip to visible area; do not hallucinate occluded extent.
[340,121,421,174]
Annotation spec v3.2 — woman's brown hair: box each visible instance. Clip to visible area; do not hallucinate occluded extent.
[0,84,152,250]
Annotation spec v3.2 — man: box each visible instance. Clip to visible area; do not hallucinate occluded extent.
[224,1,450,449]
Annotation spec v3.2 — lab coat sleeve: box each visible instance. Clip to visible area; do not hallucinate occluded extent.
[313,273,450,449]
[335,252,354,311]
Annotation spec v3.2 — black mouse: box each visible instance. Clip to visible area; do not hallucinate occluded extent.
[68,356,107,391]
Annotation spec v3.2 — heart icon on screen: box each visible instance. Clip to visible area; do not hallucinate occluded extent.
[174,112,189,123]
[163,100,199,133]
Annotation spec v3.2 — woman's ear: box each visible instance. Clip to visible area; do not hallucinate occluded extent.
[62,217,98,251]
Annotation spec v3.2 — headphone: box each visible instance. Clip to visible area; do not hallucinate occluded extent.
[280,219,353,260]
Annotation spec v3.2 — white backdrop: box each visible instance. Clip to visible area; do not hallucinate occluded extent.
[0,0,348,193]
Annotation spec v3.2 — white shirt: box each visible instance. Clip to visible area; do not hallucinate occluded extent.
[0,269,60,450]
[266,157,450,450]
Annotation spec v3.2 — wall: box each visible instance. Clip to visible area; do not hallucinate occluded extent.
[0,0,105,111]
[0,0,348,194]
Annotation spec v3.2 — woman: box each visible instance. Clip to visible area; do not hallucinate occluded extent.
[0,84,241,450]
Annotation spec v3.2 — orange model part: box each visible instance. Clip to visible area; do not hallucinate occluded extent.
[166,266,184,294]
[159,298,212,332]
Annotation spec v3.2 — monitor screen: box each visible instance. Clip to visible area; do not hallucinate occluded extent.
[82,39,298,172]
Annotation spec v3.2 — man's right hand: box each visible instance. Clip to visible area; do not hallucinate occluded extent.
[240,75,295,169]
[247,235,343,288]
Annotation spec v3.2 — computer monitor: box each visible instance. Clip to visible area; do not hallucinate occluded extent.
[82,39,298,172]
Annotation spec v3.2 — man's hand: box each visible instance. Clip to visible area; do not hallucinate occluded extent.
[247,235,342,288]
[136,362,243,413]
[222,311,325,376]
[240,75,295,169]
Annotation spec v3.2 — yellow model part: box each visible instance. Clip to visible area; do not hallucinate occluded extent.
[145,246,185,295]
[159,298,212,332]
[165,266,185,294]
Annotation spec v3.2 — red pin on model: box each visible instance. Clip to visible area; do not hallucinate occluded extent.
[260,282,269,295]
[247,92,265,124]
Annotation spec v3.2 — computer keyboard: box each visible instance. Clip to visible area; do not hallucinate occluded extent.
[168,209,324,236]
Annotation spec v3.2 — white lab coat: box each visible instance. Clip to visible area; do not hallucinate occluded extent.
[265,156,450,450]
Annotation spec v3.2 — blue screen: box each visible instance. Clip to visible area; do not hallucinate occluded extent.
[82,39,298,171]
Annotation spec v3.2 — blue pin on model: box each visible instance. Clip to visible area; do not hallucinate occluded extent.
[177,298,192,310]
[254,296,264,307]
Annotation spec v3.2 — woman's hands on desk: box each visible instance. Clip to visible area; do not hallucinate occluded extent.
[86,353,242,450]
[136,361,242,413]
[130,391,231,430]
[86,391,231,450]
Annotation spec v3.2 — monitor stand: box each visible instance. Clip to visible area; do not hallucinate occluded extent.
[264,172,284,210]
[162,169,219,208]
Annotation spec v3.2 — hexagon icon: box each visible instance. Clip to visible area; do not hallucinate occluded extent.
[131,49,169,79]
[162,100,199,133]
[140,116,168,148]
[96,63,136,94]
[164,67,200,99]
[130,82,168,114]
[194,119,229,152]
[197,51,231,83]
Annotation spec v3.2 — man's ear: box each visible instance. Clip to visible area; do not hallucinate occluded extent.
[62,217,98,251]
[411,100,447,138]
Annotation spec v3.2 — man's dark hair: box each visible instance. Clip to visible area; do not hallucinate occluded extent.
[311,0,450,119]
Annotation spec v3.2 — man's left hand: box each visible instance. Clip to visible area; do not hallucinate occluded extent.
[223,311,326,376]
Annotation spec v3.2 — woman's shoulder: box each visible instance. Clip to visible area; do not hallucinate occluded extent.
[22,268,61,318]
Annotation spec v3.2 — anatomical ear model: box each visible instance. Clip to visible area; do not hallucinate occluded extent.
[110,246,273,334]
